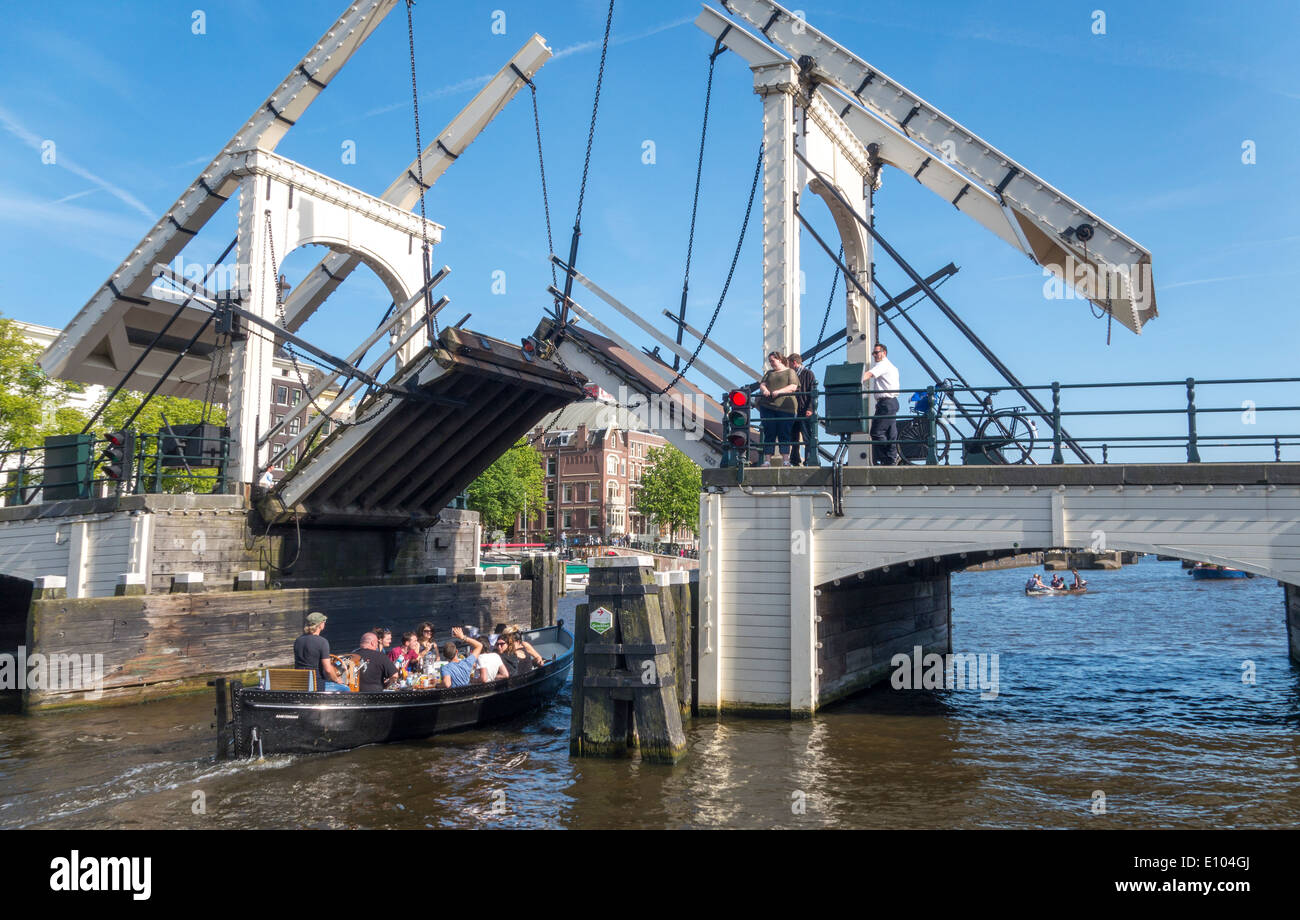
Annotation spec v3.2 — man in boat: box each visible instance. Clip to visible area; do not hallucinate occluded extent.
[1026,573,1048,591]
[294,612,351,692]
[439,626,483,688]
[1049,574,1065,589]
[1071,569,1087,589]
[355,632,399,692]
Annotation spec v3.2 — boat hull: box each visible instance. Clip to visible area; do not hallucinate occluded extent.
[1191,568,1250,579]
[231,626,572,756]
[1025,587,1088,596]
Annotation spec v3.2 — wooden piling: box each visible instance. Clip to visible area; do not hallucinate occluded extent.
[570,556,687,764]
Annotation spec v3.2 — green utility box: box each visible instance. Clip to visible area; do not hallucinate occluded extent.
[823,363,869,434]
[961,440,1005,465]
[43,433,95,500]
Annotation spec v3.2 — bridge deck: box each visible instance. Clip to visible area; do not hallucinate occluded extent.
[703,462,1300,489]
[265,327,586,528]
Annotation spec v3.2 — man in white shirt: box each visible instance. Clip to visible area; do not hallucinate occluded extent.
[862,343,901,465]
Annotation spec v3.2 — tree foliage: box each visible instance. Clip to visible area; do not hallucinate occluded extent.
[466,438,546,536]
[0,315,88,454]
[636,445,701,540]
[0,314,227,494]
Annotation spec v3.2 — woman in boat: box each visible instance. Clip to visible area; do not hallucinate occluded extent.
[1049,574,1065,589]
[1026,573,1047,591]
[373,627,393,654]
[500,625,546,677]
[416,623,439,663]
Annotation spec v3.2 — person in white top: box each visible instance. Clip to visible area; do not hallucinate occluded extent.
[475,637,510,683]
[862,343,901,465]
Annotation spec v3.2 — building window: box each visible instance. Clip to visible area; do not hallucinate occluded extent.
[546,482,555,502]
[563,483,574,503]
[546,510,555,530]
[620,460,626,477]
[547,456,557,477]
[607,481,618,503]
[275,386,288,405]
[576,483,586,502]
[563,511,573,529]
[291,388,302,405]
[288,418,301,435]
[606,455,617,475]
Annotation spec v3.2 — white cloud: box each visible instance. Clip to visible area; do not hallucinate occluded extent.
[0,104,154,219]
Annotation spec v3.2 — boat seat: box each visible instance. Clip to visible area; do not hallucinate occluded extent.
[262,668,317,691]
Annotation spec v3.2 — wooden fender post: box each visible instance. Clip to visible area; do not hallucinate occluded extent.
[570,556,687,764]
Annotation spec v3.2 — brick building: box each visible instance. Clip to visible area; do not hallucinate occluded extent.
[263,349,349,481]
[516,397,695,546]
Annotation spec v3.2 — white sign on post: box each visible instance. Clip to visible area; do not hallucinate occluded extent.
[589,606,614,636]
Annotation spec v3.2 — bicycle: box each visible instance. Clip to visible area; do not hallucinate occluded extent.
[897,379,1037,464]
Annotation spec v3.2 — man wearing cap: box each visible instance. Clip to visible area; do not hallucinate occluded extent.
[294,612,350,692]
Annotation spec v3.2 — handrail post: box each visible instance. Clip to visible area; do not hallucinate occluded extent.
[15,447,26,505]
[1186,377,1201,463]
[1050,381,1064,465]
[153,435,164,494]
[1102,444,1109,464]
[925,385,938,465]
[807,387,820,466]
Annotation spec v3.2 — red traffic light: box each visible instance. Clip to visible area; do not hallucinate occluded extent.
[728,390,749,408]
[106,431,127,448]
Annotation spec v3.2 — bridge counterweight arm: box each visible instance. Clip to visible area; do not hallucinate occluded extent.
[707,0,1157,333]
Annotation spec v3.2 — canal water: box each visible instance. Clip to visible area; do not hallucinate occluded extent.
[1,556,1296,829]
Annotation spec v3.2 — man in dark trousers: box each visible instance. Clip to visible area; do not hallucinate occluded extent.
[788,353,818,466]
[863,343,901,465]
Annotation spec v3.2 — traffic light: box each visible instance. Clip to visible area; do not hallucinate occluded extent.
[101,430,135,487]
[721,389,752,467]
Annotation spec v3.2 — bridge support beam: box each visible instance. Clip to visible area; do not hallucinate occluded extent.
[756,61,802,359]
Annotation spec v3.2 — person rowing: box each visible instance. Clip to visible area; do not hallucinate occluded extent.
[1026,573,1049,592]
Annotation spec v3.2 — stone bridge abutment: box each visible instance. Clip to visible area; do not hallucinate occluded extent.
[699,463,1300,717]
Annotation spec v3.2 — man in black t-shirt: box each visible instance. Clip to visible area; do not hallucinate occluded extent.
[293,612,349,691]
[355,632,399,692]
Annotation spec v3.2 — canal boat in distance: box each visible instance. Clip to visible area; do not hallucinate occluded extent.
[1025,586,1088,596]
[1190,564,1252,580]
[220,624,573,757]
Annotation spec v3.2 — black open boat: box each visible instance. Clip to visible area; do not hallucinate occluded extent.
[221,624,573,757]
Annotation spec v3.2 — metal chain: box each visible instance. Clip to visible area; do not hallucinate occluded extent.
[527,82,558,288]
[816,244,843,348]
[574,0,616,230]
[656,139,764,396]
[406,0,437,340]
[677,44,726,338]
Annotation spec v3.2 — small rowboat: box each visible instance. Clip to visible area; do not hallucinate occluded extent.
[1190,564,1252,580]
[219,624,573,757]
[1025,585,1088,596]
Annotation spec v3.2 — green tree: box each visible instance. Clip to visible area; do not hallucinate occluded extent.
[636,445,701,542]
[466,438,546,536]
[0,315,89,453]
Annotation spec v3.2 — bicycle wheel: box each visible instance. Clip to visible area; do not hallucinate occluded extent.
[897,418,951,464]
[977,411,1035,464]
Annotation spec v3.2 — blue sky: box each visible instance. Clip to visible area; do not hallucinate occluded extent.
[1,1,1297,459]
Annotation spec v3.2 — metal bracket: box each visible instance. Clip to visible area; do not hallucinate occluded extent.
[583,674,675,690]
[584,642,670,656]
[587,584,659,596]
